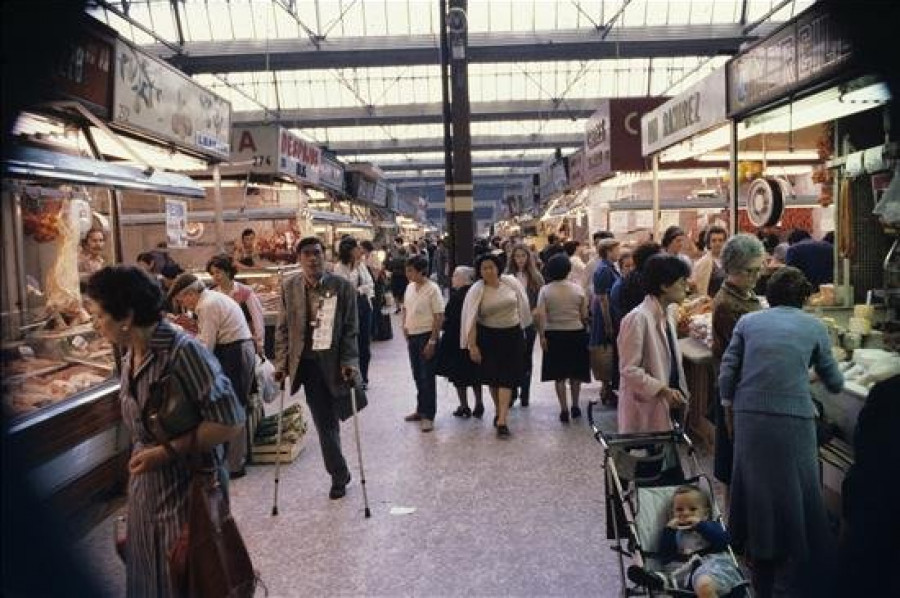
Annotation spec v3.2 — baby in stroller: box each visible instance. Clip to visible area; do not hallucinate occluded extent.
[627,485,744,598]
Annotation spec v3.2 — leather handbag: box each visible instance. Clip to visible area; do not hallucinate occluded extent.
[166,432,257,598]
[141,337,201,440]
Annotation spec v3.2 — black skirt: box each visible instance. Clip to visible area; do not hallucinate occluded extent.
[476,324,524,388]
[541,329,591,382]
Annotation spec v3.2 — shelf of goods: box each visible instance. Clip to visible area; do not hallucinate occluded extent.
[251,403,307,464]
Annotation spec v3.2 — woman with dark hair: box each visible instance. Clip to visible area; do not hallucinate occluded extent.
[719,266,843,597]
[610,242,662,326]
[333,237,375,386]
[78,228,107,283]
[535,254,590,422]
[206,254,266,357]
[590,238,621,405]
[85,266,243,597]
[461,253,532,437]
[505,244,544,406]
[617,254,690,433]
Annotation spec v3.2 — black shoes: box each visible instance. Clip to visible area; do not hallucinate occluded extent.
[497,424,510,438]
[520,392,530,407]
[570,406,582,419]
[472,404,485,418]
[452,406,472,418]
[559,410,570,423]
[329,472,351,500]
[626,565,667,590]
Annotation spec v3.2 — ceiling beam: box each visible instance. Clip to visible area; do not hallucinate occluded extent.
[147,23,776,73]
[328,133,582,155]
[234,99,597,128]
[377,157,545,171]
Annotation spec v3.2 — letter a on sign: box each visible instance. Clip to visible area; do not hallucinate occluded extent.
[237,130,257,153]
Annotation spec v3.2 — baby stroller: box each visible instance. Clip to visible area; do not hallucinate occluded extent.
[588,402,751,597]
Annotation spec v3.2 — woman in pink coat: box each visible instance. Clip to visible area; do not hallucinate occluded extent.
[617,255,691,433]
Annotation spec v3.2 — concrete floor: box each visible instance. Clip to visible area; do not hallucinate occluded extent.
[78,314,712,597]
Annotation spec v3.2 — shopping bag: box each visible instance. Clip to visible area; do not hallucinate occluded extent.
[590,345,614,383]
[255,356,278,404]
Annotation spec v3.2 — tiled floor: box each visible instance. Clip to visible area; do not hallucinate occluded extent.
[79,314,712,597]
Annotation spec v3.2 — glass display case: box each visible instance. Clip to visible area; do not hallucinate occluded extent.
[1,180,118,423]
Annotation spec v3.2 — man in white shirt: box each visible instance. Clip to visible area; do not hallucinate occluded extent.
[402,254,444,432]
[693,225,728,297]
[170,273,255,477]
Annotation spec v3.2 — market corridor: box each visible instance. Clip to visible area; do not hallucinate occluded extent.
[80,314,626,597]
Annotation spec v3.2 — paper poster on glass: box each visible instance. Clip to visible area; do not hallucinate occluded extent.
[166,199,188,248]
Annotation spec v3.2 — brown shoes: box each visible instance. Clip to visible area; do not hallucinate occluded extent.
[404,412,422,422]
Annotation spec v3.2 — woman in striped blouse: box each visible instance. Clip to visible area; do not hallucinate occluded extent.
[86,266,244,597]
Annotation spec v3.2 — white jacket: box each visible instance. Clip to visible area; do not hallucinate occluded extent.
[459,275,533,349]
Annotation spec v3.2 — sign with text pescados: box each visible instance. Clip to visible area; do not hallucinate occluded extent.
[641,67,727,156]
[584,97,668,184]
[229,125,321,185]
[112,39,231,160]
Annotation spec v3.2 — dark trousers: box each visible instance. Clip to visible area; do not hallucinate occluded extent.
[406,332,437,420]
[517,325,537,400]
[215,339,254,473]
[297,360,350,483]
[357,295,372,383]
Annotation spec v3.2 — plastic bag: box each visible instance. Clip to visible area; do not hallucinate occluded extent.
[255,356,278,404]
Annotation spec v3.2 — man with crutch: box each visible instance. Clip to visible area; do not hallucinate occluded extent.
[274,236,368,501]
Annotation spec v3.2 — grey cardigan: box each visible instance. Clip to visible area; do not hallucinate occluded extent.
[719,306,843,418]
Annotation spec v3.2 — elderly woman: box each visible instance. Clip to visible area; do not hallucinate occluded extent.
[461,253,532,437]
[617,255,690,433]
[436,266,484,418]
[719,267,843,597]
[85,266,243,597]
[505,244,544,406]
[710,234,765,489]
[590,238,621,404]
[536,254,590,422]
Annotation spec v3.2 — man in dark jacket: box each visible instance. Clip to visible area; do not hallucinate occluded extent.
[785,228,834,289]
[274,236,362,499]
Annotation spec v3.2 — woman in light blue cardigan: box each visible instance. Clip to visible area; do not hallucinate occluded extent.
[719,266,843,598]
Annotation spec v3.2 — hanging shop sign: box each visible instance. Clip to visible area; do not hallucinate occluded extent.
[279,128,321,185]
[48,19,116,118]
[319,157,345,193]
[539,155,569,202]
[372,179,388,208]
[584,98,667,184]
[727,4,853,118]
[642,67,727,156]
[229,126,321,185]
[113,40,231,160]
[165,198,188,248]
[568,149,585,189]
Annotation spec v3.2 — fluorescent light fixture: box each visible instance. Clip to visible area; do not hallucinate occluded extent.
[698,150,820,162]
[742,81,891,136]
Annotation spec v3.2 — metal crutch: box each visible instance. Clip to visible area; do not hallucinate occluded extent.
[349,379,371,518]
[270,375,288,517]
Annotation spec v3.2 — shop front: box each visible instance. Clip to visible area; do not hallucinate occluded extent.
[1,16,232,531]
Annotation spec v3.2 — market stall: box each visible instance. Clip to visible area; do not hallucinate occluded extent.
[1,16,233,531]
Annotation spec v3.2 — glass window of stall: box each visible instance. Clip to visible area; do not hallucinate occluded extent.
[1,181,117,421]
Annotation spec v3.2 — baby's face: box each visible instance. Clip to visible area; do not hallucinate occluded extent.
[673,492,709,526]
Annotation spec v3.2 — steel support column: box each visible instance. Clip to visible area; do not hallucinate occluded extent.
[445,0,473,267]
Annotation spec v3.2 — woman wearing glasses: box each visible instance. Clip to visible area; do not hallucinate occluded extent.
[710,234,765,492]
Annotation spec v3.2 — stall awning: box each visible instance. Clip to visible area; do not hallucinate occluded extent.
[310,209,354,224]
[3,145,205,199]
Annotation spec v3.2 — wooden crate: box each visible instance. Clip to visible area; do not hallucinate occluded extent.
[251,435,306,464]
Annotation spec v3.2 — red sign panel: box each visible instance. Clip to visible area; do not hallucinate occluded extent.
[584,97,668,184]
